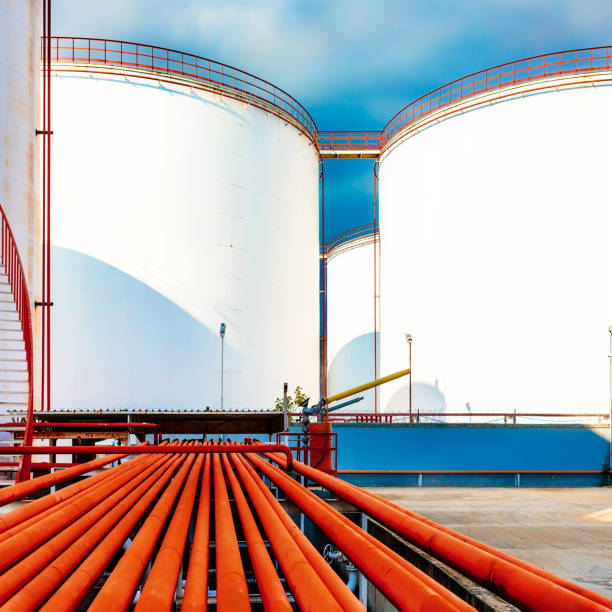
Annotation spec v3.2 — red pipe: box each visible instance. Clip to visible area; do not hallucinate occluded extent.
[0,453,152,537]
[230,454,344,611]
[39,453,184,612]
[213,453,250,611]
[0,443,293,468]
[0,450,128,507]
[241,449,470,611]
[248,454,465,612]
[0,453,170,607]
[182,454,211,611]
[234,453,365,612]
[222,453,292,611]
[0,422,159,429]
[0,452,163,574]
[88,448,197,611]
[135,451,204,609]
[268,454,612,611]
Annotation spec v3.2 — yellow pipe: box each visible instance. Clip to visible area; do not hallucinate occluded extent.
[326,368,411,404]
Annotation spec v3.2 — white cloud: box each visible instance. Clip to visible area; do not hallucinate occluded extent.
[53,0,612,127]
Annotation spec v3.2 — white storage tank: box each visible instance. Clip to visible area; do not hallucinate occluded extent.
[325,226,379,411]
[50,39,319,411]
[0,0,40,300]
[379,50,612,416]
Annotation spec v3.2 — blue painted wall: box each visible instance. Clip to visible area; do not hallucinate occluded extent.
[290,423,611,486]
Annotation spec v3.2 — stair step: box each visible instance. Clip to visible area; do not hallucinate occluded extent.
[0,313,19,322]
[0,481,16,487]
[0,305,16,312]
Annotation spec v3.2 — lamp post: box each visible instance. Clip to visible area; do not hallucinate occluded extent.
[405,333,412,420]
[220,322,226,411]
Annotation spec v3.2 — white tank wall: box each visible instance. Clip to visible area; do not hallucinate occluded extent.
[0,0,40,294]
[380,75,612,415]
[51,68,319,410]
[326,239,379,410]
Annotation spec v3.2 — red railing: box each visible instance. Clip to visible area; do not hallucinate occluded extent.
[321,222,378,258]
[327,412,610,424]
[0,204,34,482]
[49,36,317,144]
[381,46,612,147]
[318,131,381,150]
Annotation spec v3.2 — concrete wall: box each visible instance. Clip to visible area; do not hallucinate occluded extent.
[379,73,612,417]
[50,67,319,411]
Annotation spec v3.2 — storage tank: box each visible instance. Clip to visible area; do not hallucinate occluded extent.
[325,224,379,411]
[0,0,40,412]
[49,38,319,411]
[379,48,612,416]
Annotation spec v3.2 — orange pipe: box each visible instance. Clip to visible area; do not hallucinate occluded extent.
[39,452,184,612]
[352,479,612,609]
[222,453,291,611]
[0,450,129,506]
[0,453,175,609]
[134,450,204,610]
[182,454,211,612]
[243,452,471,611]
[267,454,612,611]
[88,449,197,612]
[234,453,364,612]
[230,454,343,611]
[213,453,250,611]
[0,451,163,574]
[248,454,463,612]
[0,451,152,535]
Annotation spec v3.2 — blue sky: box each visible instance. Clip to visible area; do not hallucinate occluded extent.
[54,1,612,239]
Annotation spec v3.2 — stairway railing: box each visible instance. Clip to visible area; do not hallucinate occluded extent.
[0,204,34,482]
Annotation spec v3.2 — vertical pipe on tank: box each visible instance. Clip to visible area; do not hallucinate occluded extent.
[45,0,51,411]
[40,0,46,413]
[373,162,379,412]
[319,160,327,399]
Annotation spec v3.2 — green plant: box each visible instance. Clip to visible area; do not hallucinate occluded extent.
[275,386,308,422]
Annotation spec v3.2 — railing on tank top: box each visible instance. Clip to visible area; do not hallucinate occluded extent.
[322,222,378,259]
[0,204,34,482]
[48,36,317,143]
[381,46,612,147]
[326,412,610,425]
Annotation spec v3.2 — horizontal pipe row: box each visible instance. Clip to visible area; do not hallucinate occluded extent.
[262,449,612,611]
[0,442,607,611]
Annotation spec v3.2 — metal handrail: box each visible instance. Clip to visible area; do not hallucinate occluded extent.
[381,45,612,148]
[322,222,378,257]
[318,131,381,150]
[49,36,318,144]
[0,204,34,482]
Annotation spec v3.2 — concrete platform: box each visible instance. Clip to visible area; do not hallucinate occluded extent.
[368,487,612,599]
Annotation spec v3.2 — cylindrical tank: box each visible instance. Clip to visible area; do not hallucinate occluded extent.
[325,226,379,411]
[379,62,612,416]
[0,1,40,299]
[0,0,41,414]
[50,40,319,411]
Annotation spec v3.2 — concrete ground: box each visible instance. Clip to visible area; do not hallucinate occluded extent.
[368,487,612,600]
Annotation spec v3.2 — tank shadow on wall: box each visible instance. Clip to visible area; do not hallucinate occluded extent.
[51,247,239,411]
